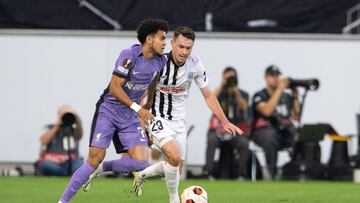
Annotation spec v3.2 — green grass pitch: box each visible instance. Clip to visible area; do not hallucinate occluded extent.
[1,177,360,202]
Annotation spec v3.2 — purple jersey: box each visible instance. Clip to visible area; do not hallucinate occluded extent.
[89,44,166,151]
[98,44,166,114]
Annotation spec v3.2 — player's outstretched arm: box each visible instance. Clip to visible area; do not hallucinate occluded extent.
[109,75,154,122]
[200,86,243,136]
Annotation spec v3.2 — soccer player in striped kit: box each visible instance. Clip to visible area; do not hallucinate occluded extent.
[133,26,243,203]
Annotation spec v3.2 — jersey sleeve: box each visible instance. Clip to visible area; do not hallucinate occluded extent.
[112,48,134,78]
[194,57,208,89]
[252,91,266,108]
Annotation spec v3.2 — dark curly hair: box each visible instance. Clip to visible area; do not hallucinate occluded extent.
[137,18,169,44]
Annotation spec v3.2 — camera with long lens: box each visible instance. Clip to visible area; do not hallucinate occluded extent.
[225,76,238,88]
[288,78,320,91]
[61,112,76,127]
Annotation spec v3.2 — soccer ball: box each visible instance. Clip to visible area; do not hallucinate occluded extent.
[181,185,208,203]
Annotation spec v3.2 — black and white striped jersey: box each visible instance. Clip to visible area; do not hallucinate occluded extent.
[151,52,208,120]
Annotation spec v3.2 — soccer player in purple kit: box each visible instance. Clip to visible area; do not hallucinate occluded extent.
[58,18,168,203]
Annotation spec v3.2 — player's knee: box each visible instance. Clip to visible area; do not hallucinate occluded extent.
[86,156,103,169]
[86,149,105,168]
[167,152,181,167]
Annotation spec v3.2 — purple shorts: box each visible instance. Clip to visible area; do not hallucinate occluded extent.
[89,102,147,151]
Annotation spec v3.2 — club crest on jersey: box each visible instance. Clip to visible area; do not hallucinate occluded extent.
[123,59,133,69]
[117,59,132,74]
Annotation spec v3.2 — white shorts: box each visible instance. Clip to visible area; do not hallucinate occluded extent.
[146,116,187,160]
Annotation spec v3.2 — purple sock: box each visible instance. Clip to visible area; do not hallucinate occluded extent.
[59,162,95,203]
[102,157,149,173]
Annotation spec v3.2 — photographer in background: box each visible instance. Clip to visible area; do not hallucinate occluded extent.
[251,65,300,178]
[36,105,83,176]
[205,67,250,180]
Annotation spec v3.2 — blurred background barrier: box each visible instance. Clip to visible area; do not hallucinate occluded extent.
[0,0,359,33]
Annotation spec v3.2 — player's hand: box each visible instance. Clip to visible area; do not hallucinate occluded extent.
[222,122,243,136]
[142,104,151,110]
[137,108,155,123]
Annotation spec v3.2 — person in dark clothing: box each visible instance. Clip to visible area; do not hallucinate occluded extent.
[205,67,250,180]
[251,65,300,178]
[37,105,83,176]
